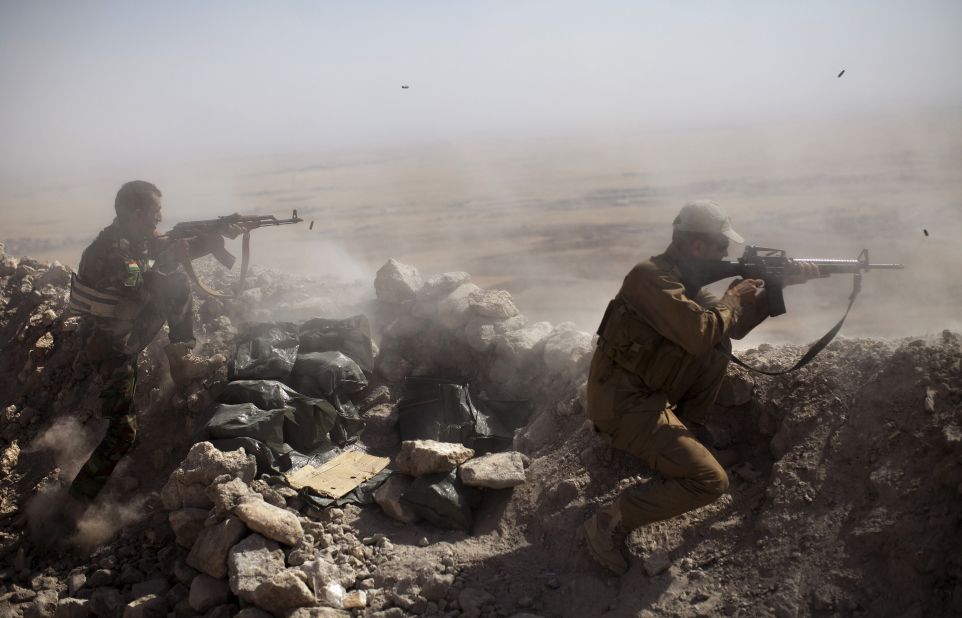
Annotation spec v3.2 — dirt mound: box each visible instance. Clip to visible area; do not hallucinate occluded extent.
[0,244,959,617]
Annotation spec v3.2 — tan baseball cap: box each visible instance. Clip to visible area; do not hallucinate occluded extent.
[672,200,744,244]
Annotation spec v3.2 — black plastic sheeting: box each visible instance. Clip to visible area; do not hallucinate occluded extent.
[210,380,363,467]
[291,351,367,399]
[397,377,532,454]
[401,471,481,531]
[299,315,377,373]
[231,322,300,381]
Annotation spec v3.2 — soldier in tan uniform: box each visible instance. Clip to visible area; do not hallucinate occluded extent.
[582,200,821,574]
[67,180,226,502]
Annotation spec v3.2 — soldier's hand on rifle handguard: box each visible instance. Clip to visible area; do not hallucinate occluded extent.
[783,261,828,286]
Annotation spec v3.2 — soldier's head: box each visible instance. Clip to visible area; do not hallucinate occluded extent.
[115,180,162,239]
[671,200,743,260]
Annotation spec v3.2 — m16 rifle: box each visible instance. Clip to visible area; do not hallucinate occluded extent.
[165,210,303,297]
[679,246,903,374]
[679,246,903,316]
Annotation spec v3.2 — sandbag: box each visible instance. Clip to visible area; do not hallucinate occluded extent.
[210,437,291,475]
[299,315,377,373]
[397,377,532,453]
[284,397,339,454]
[215,381,363,454]
[232,322,299,380]
[219,380,296,411]
[206,403,289,451]
[290,351,368,399]
[401,471,479,531]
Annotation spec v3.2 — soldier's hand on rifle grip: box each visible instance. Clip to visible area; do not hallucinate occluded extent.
[783,261,826,287]
[161,238,191,264]
[724,278,763,306]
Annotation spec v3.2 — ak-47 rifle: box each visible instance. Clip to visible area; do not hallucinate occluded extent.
[165,210,303,297]
[679,246,903,374]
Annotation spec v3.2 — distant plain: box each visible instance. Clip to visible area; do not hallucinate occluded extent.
[3,109,960,348]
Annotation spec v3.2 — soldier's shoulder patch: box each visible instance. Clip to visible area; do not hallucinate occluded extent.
[124,261,143,287]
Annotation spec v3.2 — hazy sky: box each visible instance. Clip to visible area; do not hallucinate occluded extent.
[2,1,961,179]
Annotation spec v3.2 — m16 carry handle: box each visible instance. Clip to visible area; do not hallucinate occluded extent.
[681,246,904,317]
[165,209,304,297]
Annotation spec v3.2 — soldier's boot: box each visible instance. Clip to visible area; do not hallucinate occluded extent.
[582,501,630,575]
[165,342,225,387]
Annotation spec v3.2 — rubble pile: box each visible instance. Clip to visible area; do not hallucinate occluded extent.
[0,240,959,617]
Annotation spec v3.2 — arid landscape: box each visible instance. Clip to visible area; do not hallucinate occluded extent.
[3,109,961,348]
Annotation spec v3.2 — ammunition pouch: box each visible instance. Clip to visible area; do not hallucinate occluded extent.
[596,296,695,394]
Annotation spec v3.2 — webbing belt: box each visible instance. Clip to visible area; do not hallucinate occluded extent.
[179,230,251,299]
[720,272,863,375]
[69,274,121,317]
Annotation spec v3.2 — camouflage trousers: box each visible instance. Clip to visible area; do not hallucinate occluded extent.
[586,345,731,531]
[68,355,138,501]
[69,270,193,502]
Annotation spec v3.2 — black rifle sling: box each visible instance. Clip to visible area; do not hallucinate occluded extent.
[719,272,862,376]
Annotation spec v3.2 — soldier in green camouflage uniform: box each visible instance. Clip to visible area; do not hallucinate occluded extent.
[68,180,223,502]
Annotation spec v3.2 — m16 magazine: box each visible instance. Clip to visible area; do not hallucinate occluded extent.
[166,210,303,297]
[679,246,903,317]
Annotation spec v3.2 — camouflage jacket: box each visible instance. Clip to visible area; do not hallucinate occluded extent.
[70,221,165,359]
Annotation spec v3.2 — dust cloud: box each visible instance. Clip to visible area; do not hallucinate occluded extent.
[2,110,961,348]
[70,495,149,553]
[24,417,97,481]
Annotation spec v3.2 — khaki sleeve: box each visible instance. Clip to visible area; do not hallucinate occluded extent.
[621,264,742,356]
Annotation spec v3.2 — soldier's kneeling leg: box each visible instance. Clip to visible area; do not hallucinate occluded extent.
[614,408,729,531]
[69,359,138,501]
[68,412,138,501]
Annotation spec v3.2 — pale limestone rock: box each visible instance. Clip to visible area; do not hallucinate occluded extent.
[188,575,230,613]
[0,441,20,477]
[161,442,255,510]
[121,593,166,618]
[168,508,208,548]
[373,474,420,524]
[228,534,286,604]
[542,324,593,377]
[208,477,257,513]
[459,452,527,489]
[494,321,553,365]
[54,597,89,618]
[467,289,519,319]
[395,440,475,476]
[374,259,423,304]
[342,590,367,609]
[233,498,304,546]
[186,517,248,578]
[252,570,315,612]
[283,607,351,617]
[179,442,257,486]
[298,558,351,604]
[437,283,481,329]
